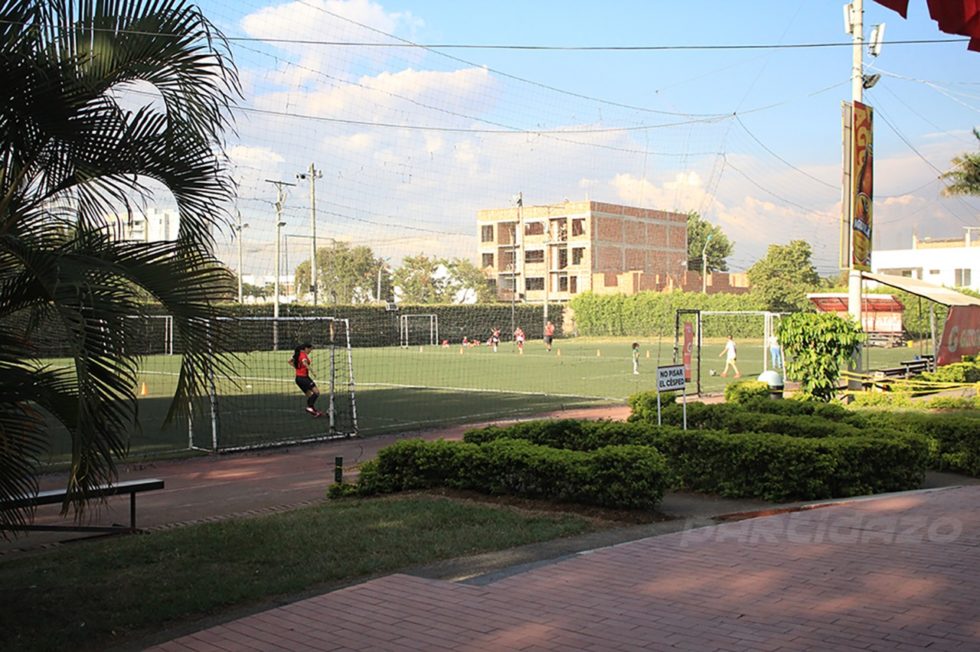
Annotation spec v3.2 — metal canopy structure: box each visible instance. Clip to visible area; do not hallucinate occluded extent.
[861,272,980,307]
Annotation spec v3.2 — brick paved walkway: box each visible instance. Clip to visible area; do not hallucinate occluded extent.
[149,485,979,652]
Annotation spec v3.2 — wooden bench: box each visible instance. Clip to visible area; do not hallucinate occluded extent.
[1,478,165,534]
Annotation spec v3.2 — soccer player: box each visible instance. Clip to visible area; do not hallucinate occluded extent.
[513,326,525,354]
[490,327,501,352]
[544,320,555,352]
[719,335,741,378]
[290,343,323,416]
[632,342,640,375]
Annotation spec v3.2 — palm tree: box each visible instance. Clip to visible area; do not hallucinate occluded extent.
[0,0,239,531]
[942,129,980,196]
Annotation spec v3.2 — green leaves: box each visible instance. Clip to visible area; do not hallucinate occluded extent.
[779,312,864,401]
[941,128,980,197]
[1,0,239,529]
[746,240,821,312]
[686,211,733,273]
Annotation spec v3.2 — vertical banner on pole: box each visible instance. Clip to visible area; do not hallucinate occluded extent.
[851,101,874,272]
[683,322,694,381]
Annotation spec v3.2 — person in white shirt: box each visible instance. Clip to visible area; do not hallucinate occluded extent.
[719,335,740,378]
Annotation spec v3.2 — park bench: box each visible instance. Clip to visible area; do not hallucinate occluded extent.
[0,478,164,534]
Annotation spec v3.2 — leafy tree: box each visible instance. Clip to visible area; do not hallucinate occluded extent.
[686,212,733,273]
[941,129,980,196]
[241,282,267,299]
[393,254,445,304]
[0,0,239,529]
[747,240,821,312]
[444,258,494,304]
[294,242,380,304]
[779,313,864,401]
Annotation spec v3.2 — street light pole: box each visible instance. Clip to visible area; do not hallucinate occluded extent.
[701,233,713,294]
[377,257,390,303]
[235,211,249,303]
[265,179,295,327]
[297,163,322,306]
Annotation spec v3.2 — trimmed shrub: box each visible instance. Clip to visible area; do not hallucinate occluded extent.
[926,395,980,410]
[626,391,677,423]
[725,380,771,404]
[333,436,669,510]
[465,418,928,502]
[849,392,915,408]
[921,362,980,384]
[871,412,980,477]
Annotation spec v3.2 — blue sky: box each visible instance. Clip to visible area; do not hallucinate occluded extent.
[197,0,979,277]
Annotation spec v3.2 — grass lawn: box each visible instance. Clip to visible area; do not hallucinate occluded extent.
[38,337,925,462]
[0,494,615,652]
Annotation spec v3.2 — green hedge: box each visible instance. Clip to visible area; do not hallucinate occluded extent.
[569,291,767,338]
[724,381,771,404]
[214,302,558,347]
[463,418,928,501]
[871,412,980,476]
[332,437,669,509]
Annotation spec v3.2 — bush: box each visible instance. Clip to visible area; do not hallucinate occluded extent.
[922,362,980,384]
[849,391,915,408]
[871,412,980,476]
[926,395,980,410]
[725,381,771,404]
[466,418,928,502]
[333,436,670,510]
[626,390,677,423]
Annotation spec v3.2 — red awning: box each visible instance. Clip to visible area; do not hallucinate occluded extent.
[874,0,980,51]
[807,293,905,313]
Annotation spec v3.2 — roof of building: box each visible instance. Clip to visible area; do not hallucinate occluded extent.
[807,293,904,313]
[862,271,980,307]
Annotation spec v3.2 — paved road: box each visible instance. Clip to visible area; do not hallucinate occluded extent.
[147,485,980,651]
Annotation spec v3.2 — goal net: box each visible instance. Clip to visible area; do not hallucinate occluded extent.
[675,310,781,394]
[193,316,357,452]
[400,314,439,347]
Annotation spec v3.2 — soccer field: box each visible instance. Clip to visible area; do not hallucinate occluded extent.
[37,337,927,463]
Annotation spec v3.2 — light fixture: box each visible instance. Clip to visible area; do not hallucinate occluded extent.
[862,73,880,89]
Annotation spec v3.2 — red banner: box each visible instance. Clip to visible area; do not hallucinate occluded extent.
[937,306,980,365]
[683,322,694,381]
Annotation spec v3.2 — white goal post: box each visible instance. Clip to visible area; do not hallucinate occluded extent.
[399,314,439,347]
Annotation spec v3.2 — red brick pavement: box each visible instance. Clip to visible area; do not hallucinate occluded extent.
[148,486,980,651]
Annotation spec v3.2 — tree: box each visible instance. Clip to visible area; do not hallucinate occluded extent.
[393,254,445,304]
[294,242,380,304]
[942,129,980,196]
[444,258,494,304]
[779,313,864,401]
[0,0,239,530]
[747,240,821,312]
[686,212,733,273]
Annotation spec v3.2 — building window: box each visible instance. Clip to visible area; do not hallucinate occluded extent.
[481,225,493,242]
[524,221,544,236]
[571,247,584,266]
[929,269,940,275]
[558,276,569,292]
[572,218,585,236]
[524,249,544,263]
[525,277,544,291]
[482,253,494,268]
[955,268,972,286]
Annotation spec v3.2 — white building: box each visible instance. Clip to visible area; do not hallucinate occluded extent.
[871,231,980,293]
[103,207,180,242]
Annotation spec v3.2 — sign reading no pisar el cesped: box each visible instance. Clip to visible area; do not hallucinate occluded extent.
[657,364,687,392]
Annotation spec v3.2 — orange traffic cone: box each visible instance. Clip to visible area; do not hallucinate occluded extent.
[646,350,651,359]
[596,349,601,357]
[139,382,149,396]
[556,348,561,357]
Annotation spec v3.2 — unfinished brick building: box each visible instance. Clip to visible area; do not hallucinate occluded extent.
[477,200,690,303]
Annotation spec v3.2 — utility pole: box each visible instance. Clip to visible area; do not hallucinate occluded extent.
[511,192,523,335]
[235,211,249,303]
[845,0,865,333]
[266,180,294,327]
[701,233,713,294]
[296,163,322,306]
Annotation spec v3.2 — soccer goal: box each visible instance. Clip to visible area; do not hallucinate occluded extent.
[192,316,358,452]
[399,313,439,347]
[674,309,781,395]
